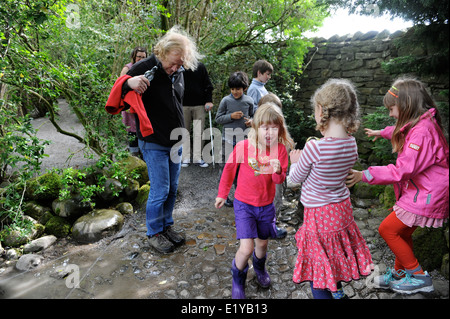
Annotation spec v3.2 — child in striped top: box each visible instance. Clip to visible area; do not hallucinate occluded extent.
[289,78,374,299]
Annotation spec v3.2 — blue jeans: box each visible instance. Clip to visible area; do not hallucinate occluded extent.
[139,140,182,237]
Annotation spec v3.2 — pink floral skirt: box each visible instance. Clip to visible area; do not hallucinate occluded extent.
[293,198,374,292]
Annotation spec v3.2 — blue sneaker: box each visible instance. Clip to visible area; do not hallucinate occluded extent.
[194,160,209,168]
[373,268,406,289]
[389,271,435,294]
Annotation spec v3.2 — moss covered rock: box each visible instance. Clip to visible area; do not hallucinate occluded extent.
[119,155,148,185]
[45,215,71,237]
[26,171,62,203]
[23,201,53,224]
[0,217,44,247]
[413,226,447,271]
[441,253,449,279]
[115,202,134,215]
[352,182,385,199]
[52,195,92,220]
[136,184,150,206]
[380,184,396,209]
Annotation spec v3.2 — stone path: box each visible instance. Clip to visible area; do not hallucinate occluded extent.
[0,100,448,304]
[0,165,448,301]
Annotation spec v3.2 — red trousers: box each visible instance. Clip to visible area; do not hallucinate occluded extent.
[378,211,420,272]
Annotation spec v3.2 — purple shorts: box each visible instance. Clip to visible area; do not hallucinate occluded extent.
[234,198,277,240]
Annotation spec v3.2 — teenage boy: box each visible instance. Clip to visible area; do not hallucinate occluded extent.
[247,60,273,113]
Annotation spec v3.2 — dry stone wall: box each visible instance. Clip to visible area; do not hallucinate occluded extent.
[295,29,449,116]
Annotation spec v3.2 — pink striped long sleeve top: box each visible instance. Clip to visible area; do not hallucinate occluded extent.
[289,136,358,208]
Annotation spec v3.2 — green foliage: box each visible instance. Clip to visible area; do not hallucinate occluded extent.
[341,0,448,24]
[382,25,449,77]
[436,90,449,136]
[277,89,316,148]
[362,106,396,164]
[0,0,329,241]
[0,100,50,241]
[26,171,62,202]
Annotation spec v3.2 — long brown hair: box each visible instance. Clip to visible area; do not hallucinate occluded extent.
[383,77,444,153]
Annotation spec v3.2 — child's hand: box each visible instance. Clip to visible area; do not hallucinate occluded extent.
[364,128,382,142]
[289,149,302,164]
[215,197,226,209]
[269,159,281,174]
[244,117,252,127]
[231,111,244,120]
[346,169,363,188]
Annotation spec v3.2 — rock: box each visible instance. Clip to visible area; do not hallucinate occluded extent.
[136,184,150,206]
[23,201,52,224]
[413,227,447,271]
[5,248,20,260]
[1,229,32,247]
[353,207,369,221]
[72,209,124,243]
[23,235,57,253]
[45,215,72,237]
[115,202,134,215]
[16,254,43,271]
[380,184,395,209]
[52,195,92,219]
[0,216,44,247]
[214,244,226,255]
[119,155,149,185]
[26,171,62,202]
[123,179,139,201]
[98,178,123,202]
[352,183,384,199]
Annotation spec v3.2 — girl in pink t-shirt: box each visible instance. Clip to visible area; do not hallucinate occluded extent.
[215,103,294,299]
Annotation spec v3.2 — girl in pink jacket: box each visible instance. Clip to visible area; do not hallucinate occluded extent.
[347,77,449,294]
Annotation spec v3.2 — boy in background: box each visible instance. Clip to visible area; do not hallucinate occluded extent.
[247,60,273,113]
[215,71,254,207]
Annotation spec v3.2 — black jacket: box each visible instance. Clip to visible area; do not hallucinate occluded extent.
[124,54,185,147]
[183,62,214,106]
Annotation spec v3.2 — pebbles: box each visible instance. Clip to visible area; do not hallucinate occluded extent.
[0,165,448,299]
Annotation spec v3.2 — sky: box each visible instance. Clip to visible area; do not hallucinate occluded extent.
[304,8,414,39]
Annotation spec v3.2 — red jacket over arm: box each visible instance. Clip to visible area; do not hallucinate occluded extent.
[105,74,153,137]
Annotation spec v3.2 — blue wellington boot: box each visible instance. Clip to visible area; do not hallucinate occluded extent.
[252,251,271,288]
[231,259,248,299]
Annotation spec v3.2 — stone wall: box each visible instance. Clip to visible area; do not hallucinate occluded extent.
[295,29,449,117]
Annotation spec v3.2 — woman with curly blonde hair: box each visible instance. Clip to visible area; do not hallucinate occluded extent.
[115,26,202,254]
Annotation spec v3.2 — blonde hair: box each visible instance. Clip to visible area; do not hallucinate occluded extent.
[383,77,444,153]
[311,78,360,134]
[153,26,203,71]
[248,103,295,150]
[258,93,282,109]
